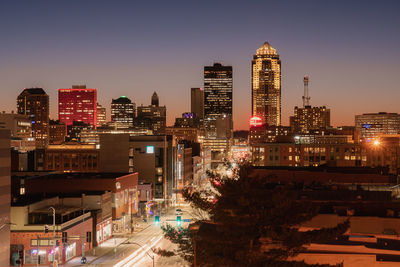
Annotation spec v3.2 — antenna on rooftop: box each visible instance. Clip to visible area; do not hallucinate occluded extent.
[302,75,310,107]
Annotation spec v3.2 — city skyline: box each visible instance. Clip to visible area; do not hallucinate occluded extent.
[1,1,400,130]
[3,2,400,266]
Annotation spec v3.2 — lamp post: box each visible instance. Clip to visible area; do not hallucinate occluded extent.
[48,207,56,265]
[81,207,87,264]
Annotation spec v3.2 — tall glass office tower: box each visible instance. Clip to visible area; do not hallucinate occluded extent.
[204,63,233,136]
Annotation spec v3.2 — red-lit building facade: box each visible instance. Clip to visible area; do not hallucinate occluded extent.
[58,86,97,129]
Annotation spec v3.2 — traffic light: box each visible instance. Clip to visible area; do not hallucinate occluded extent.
[44,225,49,233]
[176,216,182,227]
[56,240,60,247]
[155,215,160,226]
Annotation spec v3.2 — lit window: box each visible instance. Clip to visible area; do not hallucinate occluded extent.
[146,146,154,153]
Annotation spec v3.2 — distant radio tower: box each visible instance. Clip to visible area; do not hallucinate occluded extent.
[302,75,310,107]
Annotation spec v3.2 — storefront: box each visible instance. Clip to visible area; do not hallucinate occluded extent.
[113,213,132,234]
[22,248,59,266]
[96,217,112,245]
[65,242,76,262]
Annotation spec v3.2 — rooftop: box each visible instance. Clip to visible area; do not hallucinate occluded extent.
[21,88,47,95]
[256,41,278,56]
[112,96,133,104]
[12,172,134,181]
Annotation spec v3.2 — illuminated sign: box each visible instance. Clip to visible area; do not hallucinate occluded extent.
[362,124,371,129]
[146,146,154,153]
[18,121,31,127]
[249,116,263,127]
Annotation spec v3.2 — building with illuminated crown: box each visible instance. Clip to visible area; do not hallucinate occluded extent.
[58,85,97,129]
[251,42,281,126]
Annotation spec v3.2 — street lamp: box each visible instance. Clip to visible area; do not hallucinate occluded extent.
[371,138,399,180]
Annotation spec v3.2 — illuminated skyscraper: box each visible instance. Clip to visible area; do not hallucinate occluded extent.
[204,63,233,136]
[191,87,204,119]
[17,88,49,148]
[252,42,281,126]
[111,96,135,128]
[58,85,97,128]
[135,92,166,134]
[97,103,106,127]
[290,106,331,134]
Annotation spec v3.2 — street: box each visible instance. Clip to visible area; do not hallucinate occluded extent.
[63,205,192,267]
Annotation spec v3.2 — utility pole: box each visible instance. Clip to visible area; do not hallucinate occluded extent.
[49,207,56,265]
[36,234,40,267]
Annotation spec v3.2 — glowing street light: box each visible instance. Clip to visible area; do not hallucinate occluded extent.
[373,140,380,146]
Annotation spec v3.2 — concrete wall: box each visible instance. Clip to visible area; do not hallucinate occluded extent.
[99,134,129,172]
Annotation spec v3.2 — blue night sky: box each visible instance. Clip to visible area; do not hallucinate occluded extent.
[0,0,399,129]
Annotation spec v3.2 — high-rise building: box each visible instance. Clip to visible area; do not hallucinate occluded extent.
[135,92,166,135]
[97,103,106,127]
[0,129,10,266]
[49,120,66,144]
[17,88,49,148]
[290,106,331,134]
[355,112,400,139]
[203,63,233,168]
[58,85,97,129]
[111,96,135,128]
[191,87,204,119]
[204,63,233,136]
[251,42,281,126]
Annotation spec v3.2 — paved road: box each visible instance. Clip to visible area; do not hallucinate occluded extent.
[83,205,192,267]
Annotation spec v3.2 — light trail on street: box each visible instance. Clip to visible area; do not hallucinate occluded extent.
[113,235,162,267]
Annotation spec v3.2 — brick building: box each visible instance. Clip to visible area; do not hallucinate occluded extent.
[12,172,139,235]
[10,197,92,266]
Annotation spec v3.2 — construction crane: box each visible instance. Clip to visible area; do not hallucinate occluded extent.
[302,75,310,107]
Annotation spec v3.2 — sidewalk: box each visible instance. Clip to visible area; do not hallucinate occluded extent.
[60,220,151,267]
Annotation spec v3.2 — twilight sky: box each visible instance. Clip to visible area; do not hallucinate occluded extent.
[0,0,399,130]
